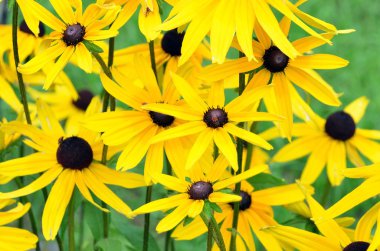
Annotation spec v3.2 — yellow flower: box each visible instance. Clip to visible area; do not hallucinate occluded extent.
[85,55,186,184]
[172,180,311,250]
[132,156,268,233]
[0,199,38,250]
[270,96,380,186]
[16,0,120,88]
[0,100,145,240]
[199,28,347,138]
[159,0,337,64]
[142,73,281,171]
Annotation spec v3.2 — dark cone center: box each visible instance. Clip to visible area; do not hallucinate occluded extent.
[188,181,213,200]
[149,111,175,127]
[325,111,356,141]
[56,136,93,170]
[20,20,45,37]
[72,90,94,111]
[161,29,185,56]
[343,241,372,251]
[229,191,252,211]
[63,24,85,46]
[203,108,228,128]
[263,46,289,73]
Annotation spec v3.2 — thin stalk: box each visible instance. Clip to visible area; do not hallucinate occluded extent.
[12,2,32,124]
[164,154,173,251]
[206,221,213,251]
[68,196,75,251]
[143,186,153,251]
[148,40,158,81]
[15,178,40,251]
[229,51,246,251]
[200,212,226,251]
[164,231,171,251]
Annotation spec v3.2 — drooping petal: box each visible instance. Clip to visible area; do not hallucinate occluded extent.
[208,192,241,203]
[224,123,272,150]
[133,194,189,215]
[150,121,206,144]
[213,128,238,171]
[185,129,214,170]
[344,96,369,123]
[156,199,194,233]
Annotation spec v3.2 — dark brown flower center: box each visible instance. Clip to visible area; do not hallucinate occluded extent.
[149,111,175,127]
[229,191,252,211]
[161,29,185,56]
[203,108,228,128]
[188,181,213,200]
[263,46,289,73]
[72,90,94,111]
[20,20,45,37]
[56,136,93,170]
[325,111,356,141]
[343,241,372,251]
[63,24,85,46]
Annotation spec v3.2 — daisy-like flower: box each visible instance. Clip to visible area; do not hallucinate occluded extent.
[270,96,380,186]
[321,163,380,222]
[172,180,312,250]
[16,0,120,88]
[142,72,281,171]
[99,0,167,41]
[29,85,99,134]
[132,156,268,233]
[199,26,347,138]
[159,0,337,64]
[0,199,38,250]
[0,100,145,240]
[85,55,187,183]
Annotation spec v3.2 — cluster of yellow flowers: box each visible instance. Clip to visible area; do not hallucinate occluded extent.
[0,0,379,250]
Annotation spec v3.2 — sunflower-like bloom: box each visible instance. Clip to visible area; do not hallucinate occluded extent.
[29,85,99,134]
[0,100,145,240]
[172,180,312,250]
[199,27,348,138]
[16,0,120,88]
[142,73,281,171]
[85,55,187,183]
[270,96,380,186]
[0,199,38,250]
[99,0,167,41]
[159,0,337,64]
[133,156,268,233]
[320,163,380,223]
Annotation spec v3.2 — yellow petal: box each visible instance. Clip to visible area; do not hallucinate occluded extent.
[224,123,272,150]
[156,199,193,233]
[344,96,369,123]
[290,54,349,69]
[50,0,75,24]
[253,184,310,206]
[355,202,380,242]
[208,192,241,203]
[185,129,214,170]
[36,99,65,136]
[213,128,238,171]
[156,174,189,193]
[142,103,202,121]
[150,121,206,144]
[235,0,254,60]
[187,200,204,218]
[133,194,189,215]
[144,142,164,184]
[75,43,93,73]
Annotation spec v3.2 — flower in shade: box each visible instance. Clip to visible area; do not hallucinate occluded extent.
[172,180,312,250]
[0,199,38,250]
[142,72,281,171]
[268,96,380,186]
[16,0,120,88]
[85,55,187,184]
[0,100,145,240]
[158,0,337,64]
[132,156,268,233]
[199,26,348,138]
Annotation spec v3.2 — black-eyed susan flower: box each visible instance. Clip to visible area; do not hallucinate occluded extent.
[271,96,380,186]
[16,0,120,89]
[321,163,380,222]
[85,55,186,184]
[142,73,281,171]
[159,0,337,64]
[0,199,38,250]
[303,190,380,251]
[0,100,145,240]
[132,157,268,233]
[172,180,312,250]
[199,27,347,138]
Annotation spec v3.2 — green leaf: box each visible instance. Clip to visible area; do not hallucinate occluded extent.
[83,40,104,54]
[183,216,195,226]
[248,173,286,190]
[209,202,223,213]
[8,0,15,10]
[203,201,213,220]
[95,236,134,251]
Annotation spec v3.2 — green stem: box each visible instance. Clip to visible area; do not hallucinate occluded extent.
[164,231,171,251]
[200,212,226,251]
[148,40,158,82]
[143,186,153,251]
[68,196,75,251]
[12,2,32,124]
[229,51,246,251]
[15,178,40,251]
[206,221,213,251]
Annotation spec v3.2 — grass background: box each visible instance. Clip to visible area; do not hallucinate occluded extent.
[0,0,380,250]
